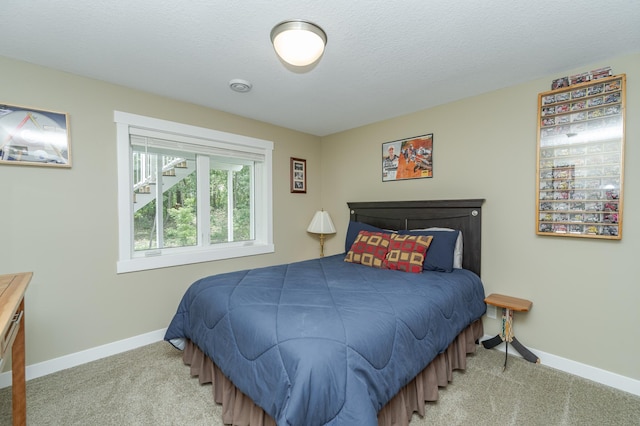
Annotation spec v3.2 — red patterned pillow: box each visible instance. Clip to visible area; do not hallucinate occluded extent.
[344,231,391,268]
[384,234,433,273]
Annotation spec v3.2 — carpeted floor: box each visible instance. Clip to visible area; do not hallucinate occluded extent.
[0,342,638,425]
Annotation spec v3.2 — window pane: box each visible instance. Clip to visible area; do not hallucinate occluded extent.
[163,167,197,248]
[233,165,251,241]
[132,149,197,251]
[134,198,156,250]
[210,169,229,243]
[210,164,252,243]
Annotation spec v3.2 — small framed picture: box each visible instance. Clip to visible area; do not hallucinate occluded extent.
[0,103,71,168]
[290,157,306,193]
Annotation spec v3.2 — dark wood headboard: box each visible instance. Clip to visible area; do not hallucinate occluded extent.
[347,199,485,276]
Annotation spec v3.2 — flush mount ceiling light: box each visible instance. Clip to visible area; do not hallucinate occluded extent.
[270,20,327,67]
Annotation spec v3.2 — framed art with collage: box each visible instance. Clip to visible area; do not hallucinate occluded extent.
[536,74,625,239]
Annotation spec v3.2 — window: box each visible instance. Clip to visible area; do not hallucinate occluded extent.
[115,111,273,273]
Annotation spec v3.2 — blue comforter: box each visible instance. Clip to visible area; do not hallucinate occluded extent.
[165,254,485,425]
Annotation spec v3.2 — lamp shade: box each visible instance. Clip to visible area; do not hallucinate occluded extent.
[271,20,327,67]
[307,210,336,234]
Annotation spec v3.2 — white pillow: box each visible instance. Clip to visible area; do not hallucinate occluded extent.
[412,227,463,269]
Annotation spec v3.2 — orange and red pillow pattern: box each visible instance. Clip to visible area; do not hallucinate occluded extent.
[384,234,433,273]
[344,231,391,268]
[345,231,433,273]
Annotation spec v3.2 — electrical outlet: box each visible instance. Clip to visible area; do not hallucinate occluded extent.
[486,304,497,319]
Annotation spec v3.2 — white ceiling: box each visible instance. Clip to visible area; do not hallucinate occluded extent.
[2,1,639,136]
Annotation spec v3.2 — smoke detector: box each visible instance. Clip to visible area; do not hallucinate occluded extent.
[229,79,252,93]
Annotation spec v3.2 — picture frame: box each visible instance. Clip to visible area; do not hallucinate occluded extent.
[382,133,433,182]
[290,157,306,193]
[536,74,625,240]
[0,103,71,168]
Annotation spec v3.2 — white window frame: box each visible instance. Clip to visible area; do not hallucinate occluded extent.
[115,111,274,273]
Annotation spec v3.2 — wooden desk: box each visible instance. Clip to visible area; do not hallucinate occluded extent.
[481,293,539,369]
[0,272,32,426]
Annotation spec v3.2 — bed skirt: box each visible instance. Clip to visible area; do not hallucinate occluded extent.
[182,319,483,426]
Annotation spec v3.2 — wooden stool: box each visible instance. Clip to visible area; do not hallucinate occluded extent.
[481,293,539,369]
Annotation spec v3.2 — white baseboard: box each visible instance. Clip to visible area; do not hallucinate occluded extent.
[480,334,640,397]
[0,328,166,389]
[1,330,638,398]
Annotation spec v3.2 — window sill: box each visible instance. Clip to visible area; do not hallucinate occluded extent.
[116,243,275,274]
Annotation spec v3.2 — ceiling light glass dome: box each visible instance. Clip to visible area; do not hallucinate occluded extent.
[270,20,327,67]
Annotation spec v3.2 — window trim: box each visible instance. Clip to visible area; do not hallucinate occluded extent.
[115,111,274,274]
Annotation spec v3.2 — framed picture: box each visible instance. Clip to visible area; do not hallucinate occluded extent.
[0,103,71,168]
[290,157,306,193]
[382,133,433,182]
[536,74,625,240]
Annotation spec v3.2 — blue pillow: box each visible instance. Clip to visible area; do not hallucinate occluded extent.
[344,221,390,252]
[398,229,460,272]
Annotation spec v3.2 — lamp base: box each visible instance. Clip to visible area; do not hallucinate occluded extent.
[319,234,325,257]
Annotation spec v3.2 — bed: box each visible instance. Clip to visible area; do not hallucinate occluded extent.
[165,199,486,425]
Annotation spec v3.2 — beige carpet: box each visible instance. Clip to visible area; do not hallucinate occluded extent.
[0,342,638,425]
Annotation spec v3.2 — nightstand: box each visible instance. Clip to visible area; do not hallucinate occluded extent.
[481,293,539,369]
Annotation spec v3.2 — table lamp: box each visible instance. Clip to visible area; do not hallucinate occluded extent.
[307,210,336,257]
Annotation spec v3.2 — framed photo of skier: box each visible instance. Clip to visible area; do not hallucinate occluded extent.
[382,133,433,182]
[0,103,71,168]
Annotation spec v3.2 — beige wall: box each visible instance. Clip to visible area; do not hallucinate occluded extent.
[319,53,640,380]
[0,56,322,365]
[2,52,638,382]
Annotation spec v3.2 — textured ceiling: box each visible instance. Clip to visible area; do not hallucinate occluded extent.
[2,1,639,136]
